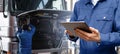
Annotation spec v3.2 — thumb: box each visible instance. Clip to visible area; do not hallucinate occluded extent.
[65,30,73,35]
[89,27,99,34]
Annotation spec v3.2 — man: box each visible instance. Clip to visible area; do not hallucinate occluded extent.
[66,0,120,54]
[17,18,36,54]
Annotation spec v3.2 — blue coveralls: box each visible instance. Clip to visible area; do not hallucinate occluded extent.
[69,0,120,54]
[17,24,35,54]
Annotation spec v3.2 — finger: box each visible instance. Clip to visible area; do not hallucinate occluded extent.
[66,30,71,34]
[66,30,73,35]
[89,27,99,34]
[65,30,67,33]
[75,29,90,40]
[75,29,90,36]
[75,29,96,40]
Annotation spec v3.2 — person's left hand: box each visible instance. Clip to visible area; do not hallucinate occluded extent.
[74,27,100,42]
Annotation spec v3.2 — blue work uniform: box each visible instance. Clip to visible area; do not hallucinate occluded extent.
[17,24,35,54]
[69,0,120,54]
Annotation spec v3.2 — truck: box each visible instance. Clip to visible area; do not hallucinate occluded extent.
[0,0,72,54]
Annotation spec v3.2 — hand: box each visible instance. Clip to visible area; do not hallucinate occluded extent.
[74,27,100,42]
[65,30,73,36]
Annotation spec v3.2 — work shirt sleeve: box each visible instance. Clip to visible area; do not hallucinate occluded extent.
[29,24,36,34]
[66,34,78,42]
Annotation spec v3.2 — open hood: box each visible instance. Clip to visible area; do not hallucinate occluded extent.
[8,0,67,16]
[17,9,71,19]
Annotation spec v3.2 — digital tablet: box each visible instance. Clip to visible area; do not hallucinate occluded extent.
[61,21,92,36]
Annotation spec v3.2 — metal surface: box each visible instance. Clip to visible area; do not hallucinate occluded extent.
[32,48,67,54]
[32,37,68,54]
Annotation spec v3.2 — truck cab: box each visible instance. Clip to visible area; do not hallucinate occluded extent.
[0,0,72,54]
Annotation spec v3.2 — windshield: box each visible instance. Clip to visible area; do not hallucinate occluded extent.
[7,0,67,15]
[11,0,66,11]
[38,0,66,10]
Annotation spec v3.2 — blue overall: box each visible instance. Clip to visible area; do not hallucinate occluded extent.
[69,0,120,54]
[17,24,35,54]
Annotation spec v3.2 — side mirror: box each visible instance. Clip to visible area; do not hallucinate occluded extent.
[0,0,8,18]
[3,0,8,18]
[0,0,3,12]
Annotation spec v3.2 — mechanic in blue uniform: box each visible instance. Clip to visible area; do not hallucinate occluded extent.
[66,0,120,54]
[17,19,36,54]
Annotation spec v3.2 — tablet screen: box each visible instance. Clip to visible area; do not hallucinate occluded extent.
[61,21,92,36]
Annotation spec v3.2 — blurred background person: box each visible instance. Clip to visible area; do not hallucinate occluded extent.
[17,18,35,54]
